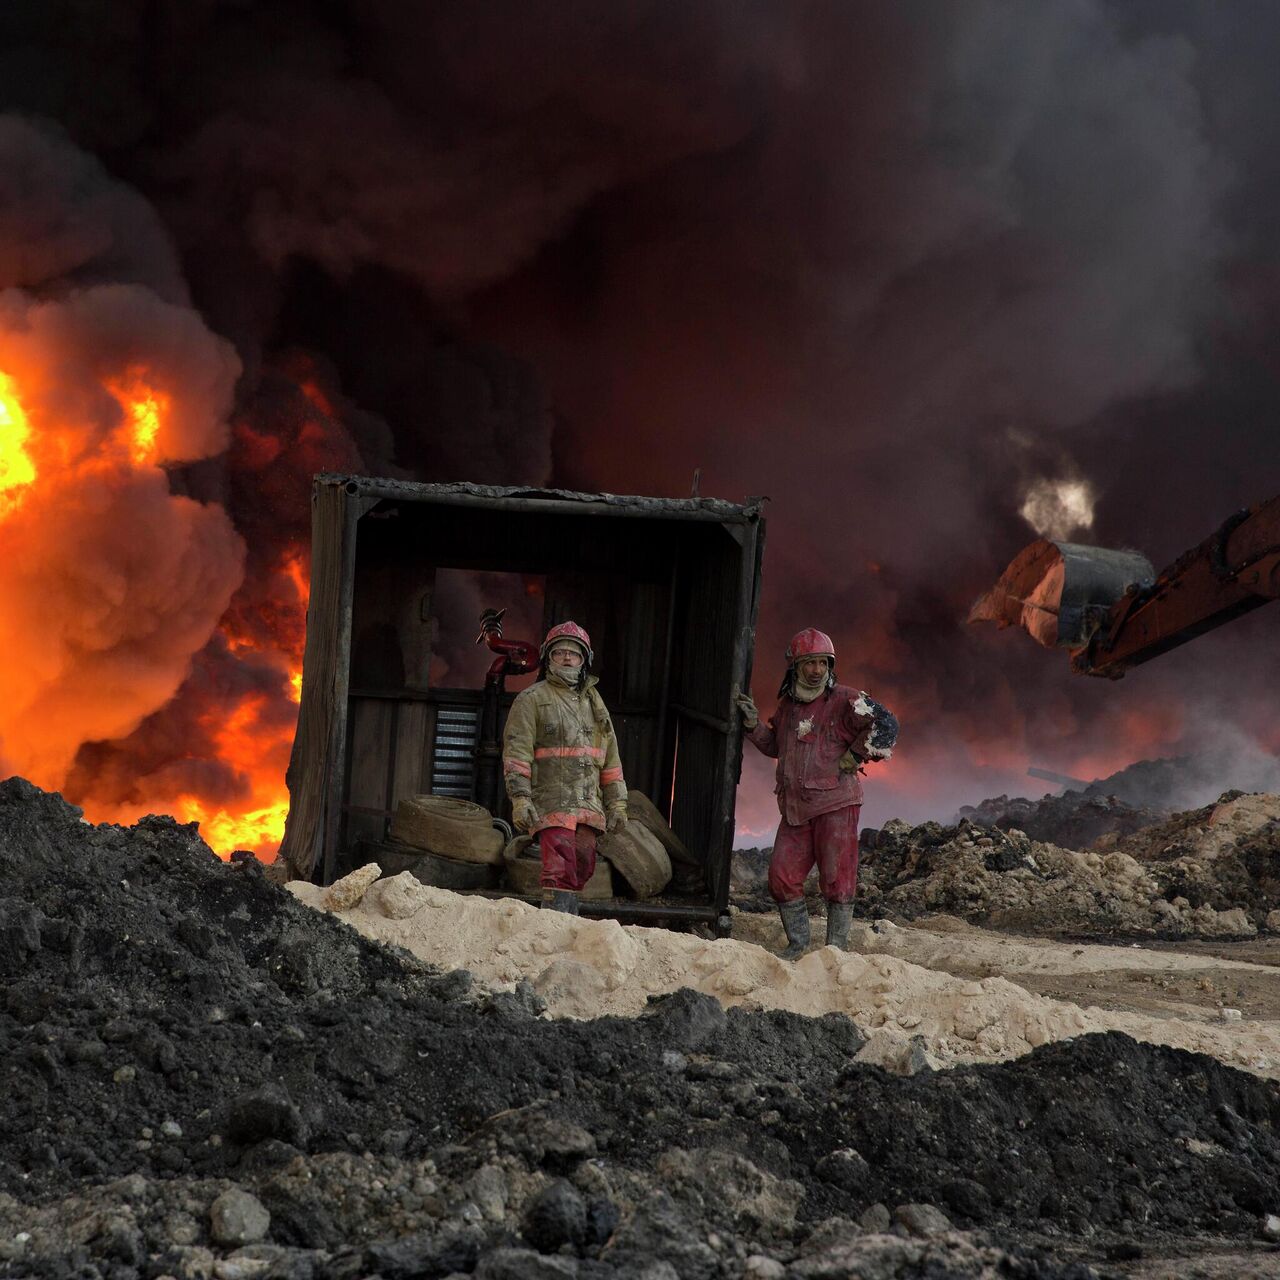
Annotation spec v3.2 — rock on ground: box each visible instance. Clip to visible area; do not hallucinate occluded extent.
[299,868,1280,1077]
[7,778,1280,1277]
[856,794,1280,937]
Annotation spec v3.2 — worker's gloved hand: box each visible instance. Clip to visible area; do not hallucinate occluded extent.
[838,748,864,774]
[606,805,628,834]
[734,693,758,729]
[511,796,538,833]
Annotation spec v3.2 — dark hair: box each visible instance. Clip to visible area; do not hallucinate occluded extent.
[777,657,835,700]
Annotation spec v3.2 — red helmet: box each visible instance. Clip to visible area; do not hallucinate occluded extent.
[541,620,593,664]
[786,628,835,665]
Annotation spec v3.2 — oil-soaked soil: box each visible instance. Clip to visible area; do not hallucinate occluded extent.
[7,778,1280,1278]
[852,794,1276,939]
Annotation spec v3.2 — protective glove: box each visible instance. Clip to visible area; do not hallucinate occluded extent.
[606,805,628,834]
[511,796,538,833]
[838,748,864,774]
[734,692,759,729]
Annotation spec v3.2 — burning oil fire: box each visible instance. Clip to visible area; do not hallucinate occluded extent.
[0,283,320,862]
[106,369,170,465]
[0,372,36,509]
[169,547,310,857]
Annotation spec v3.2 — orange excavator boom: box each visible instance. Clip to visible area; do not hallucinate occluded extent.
[969,494,1280,678]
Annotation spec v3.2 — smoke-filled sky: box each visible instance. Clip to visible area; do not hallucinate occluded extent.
[2,1,1279,842]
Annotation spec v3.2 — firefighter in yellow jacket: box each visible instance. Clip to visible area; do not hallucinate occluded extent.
[502,621,627,913]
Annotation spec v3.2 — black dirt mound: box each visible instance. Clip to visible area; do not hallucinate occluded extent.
[5,777,1280,1277]
[956,791,1164,849]
[850,802,1280,937]
[952,749,1280,850]
[1083,754,1280,813]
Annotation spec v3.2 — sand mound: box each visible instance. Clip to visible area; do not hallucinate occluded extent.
[289,870,1280,1078]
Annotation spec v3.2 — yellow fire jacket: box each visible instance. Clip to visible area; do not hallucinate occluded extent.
[502,674,627,833]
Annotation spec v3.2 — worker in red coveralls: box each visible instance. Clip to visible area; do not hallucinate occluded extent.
[502,622,628,915]
[736,629,898,958]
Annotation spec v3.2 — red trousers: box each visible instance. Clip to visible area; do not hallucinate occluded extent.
[538,825,598,891]
[768,804,860,904]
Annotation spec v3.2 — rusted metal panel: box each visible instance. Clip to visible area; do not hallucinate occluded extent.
[319,474,765,524]
[666,523,747,903]
[613,714,656,794]
[717,515,765,914]
[280,480,372,882]
[541,562,673,814]
[391,701,432,805]
[320,491,367,884]
[344,697,395,846]
[619,581,666,705]
[651,545,680,818]
[279,481,346,879]
[668,721,719,878]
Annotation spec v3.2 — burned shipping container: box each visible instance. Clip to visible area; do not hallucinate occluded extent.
[280,476,766,933]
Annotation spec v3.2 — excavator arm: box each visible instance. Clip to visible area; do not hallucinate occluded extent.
[969,494,1280,679]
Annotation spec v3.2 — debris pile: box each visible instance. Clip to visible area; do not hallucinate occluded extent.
[1081,753,1280,812]
[9,777,1280,1275]
[954,790,1163,849]
[736,793,1280,939]
[951,750,1280,848]
[859,793,1280,938]
[730,845,773,900]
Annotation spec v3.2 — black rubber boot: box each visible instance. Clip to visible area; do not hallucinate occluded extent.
[542,889,580,915]
[825,902,853,950]
[777,899,811,960]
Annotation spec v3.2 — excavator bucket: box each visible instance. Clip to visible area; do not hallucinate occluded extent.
[968,539,1154,650]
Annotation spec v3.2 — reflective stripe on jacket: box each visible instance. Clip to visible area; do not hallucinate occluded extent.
[746,683,877,825]
[502,675,626,833]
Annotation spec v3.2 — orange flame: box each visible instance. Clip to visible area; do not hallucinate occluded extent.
[191,548,310,858]
[173,685,297,857]
[0,371,37,517]
[177,794,291,857]
[282,551,310,609]
[105,368,171,464]
[0,341,310,863]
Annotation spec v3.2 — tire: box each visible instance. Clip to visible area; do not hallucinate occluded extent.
[359,839,501,891]
[391,796,505,864]
[599,822,672,899]
[502,840,614,900]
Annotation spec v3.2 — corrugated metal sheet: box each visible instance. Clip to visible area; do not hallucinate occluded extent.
[430,704,481,797]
